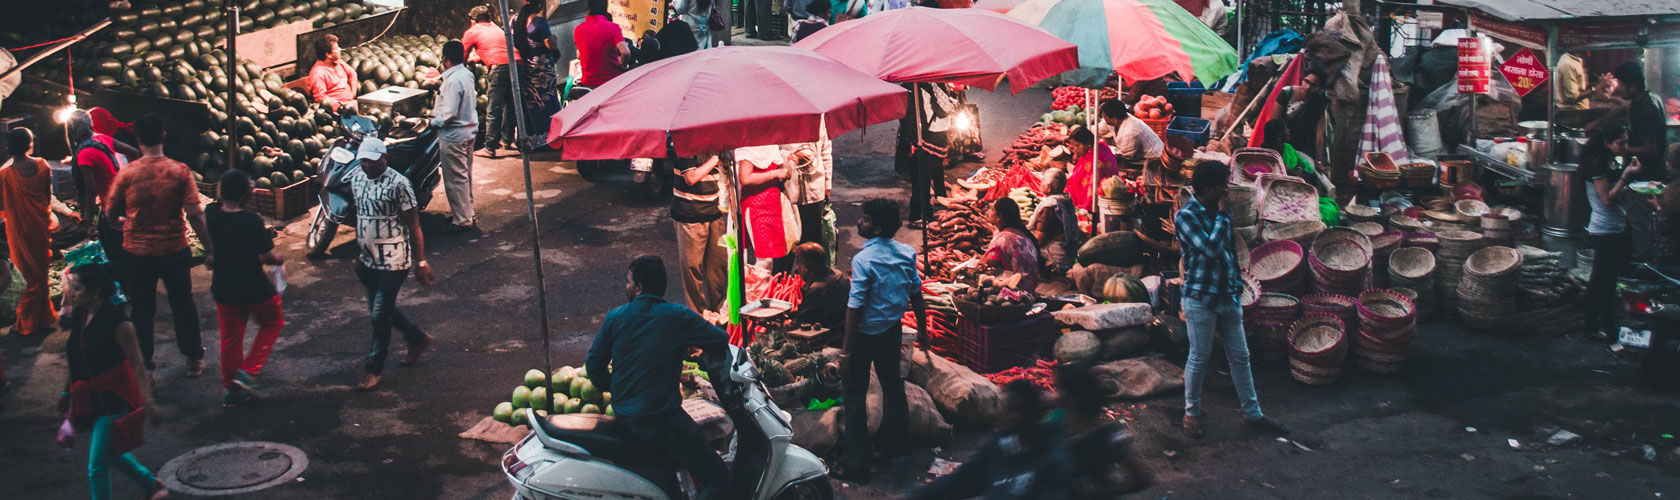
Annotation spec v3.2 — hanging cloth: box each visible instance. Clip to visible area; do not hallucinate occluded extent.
[1358,54,1412,164]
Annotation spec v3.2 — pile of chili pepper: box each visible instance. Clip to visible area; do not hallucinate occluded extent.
[729,273,807,346]
[983,359,1058,393]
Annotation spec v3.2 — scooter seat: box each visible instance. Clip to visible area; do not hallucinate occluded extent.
[537,414,675,467]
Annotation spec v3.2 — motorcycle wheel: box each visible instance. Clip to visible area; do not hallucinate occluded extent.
[306,208,339,255]
[772,478,833,500]
[638,162,671,201]
[577,160,604,182]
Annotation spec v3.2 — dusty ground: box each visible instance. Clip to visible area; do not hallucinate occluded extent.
[2,85,1677,500]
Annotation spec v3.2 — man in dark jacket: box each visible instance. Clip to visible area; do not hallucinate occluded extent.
[909,380,1072,500]
[586,255,731,500]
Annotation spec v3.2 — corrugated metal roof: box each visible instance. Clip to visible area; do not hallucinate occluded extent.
[1435,0,1680,22]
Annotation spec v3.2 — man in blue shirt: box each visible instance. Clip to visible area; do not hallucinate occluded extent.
[1174,161,1288,440]
[586,255,730,500]
[834,199,928,482]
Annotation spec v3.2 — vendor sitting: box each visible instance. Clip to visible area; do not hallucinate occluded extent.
[984,197,1041,292]
[792,242,849,332]
[1097,99,1163,162]
[307,35,359,111]
[1064,126,1120,213]
[1261,119,1332,198]
[1029,168,1082,275]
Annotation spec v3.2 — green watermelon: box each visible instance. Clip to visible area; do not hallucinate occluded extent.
[581,404,602,414]
[553,394,569,412]
[492,402,514,423]
[511,407,528,426]
[1054,331,1100,363]
[562,398,583,414]
[529,387,549,412]
[1101,275,1149,304]
[551,367,575,393]
[523,369,546,388]
[579,381,602,404]
[511,386,532,409]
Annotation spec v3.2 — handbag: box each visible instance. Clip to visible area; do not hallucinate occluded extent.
[707,1,727,32]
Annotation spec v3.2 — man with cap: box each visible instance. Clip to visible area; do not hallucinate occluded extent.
[348,136,437,391]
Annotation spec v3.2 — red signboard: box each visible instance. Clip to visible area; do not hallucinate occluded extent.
[1499,48,1549,97]
[1457,37,1492,94]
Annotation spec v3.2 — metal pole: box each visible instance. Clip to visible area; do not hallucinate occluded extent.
[1545,25,1559,164]
[1235,0,1244,62]
[225,1,238,174]
[1090,87,1098,237]
[497,0,556,386]
[0,19,112,83]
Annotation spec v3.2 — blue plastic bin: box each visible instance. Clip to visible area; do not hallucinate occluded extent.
[1166,116,1211,146]
[1166,81,1206,118]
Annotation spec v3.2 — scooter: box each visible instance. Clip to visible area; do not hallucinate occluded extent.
[502,345,832,500]
[563,76,672,201]
[306,113,444,255]
[1618,263,1680,390]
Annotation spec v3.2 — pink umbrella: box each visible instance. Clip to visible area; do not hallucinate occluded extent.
[548,46,910,160]
[793,6,1078,94]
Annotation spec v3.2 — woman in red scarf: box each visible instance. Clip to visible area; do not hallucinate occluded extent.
[59,264,168,500]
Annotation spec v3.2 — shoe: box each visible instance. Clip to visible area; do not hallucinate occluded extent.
[1181,415,1204,439]
[356,373,382,391]
[147,480,170,499]
[474,148,499,159]
[1245,416,1291,435]
[233,370,257,392]
[185,358,206,378]
[828,464,871,483]
[907,220,927,230]
[400,335,434,367]
[222,387,256,408]
[1584,330,1613,342]
[440,223,477,234]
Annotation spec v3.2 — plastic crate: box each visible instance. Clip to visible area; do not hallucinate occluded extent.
[197,180,220,199]
[1166,116,1211,146]
[250,176,319,220]
[953,314,1059,373]
[1166,82,1206,118]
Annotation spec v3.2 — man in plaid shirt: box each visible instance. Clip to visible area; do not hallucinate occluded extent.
[1174,160,1289,439]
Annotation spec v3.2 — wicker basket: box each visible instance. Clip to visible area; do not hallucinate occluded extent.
[1355,289,1417,374]
[1249,240,1307,295]
[1289,314,1348,385]
[1389,214,1424,232]
[1402,232,1439,252]
[1343,204,1382,224]
[1351,222,1385,236]
[1247,293,1300,365]
[1389,247,1438,323]
[1454,199,1490,222]
[1263,220,1327,246]
[1229,184,1258,227]
[1310,228,1375,297]
[1301,293,1359,335]
[1231,148,1284,183]
[1256,174,1321,224]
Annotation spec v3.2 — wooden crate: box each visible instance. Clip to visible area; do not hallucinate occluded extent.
[250,176,318,220]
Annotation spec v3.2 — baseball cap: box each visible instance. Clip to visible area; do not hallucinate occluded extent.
[356,136,386,161]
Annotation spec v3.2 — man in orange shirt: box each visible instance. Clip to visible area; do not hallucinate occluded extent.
[462,5,520,158]
[308,34,359,111]
[106,114,214,376]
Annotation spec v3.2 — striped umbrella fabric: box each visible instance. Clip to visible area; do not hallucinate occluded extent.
[1006,0,1238,86]
[1359,55,1411,164]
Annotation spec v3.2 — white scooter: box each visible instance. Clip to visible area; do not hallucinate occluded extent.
[502,345,832,500]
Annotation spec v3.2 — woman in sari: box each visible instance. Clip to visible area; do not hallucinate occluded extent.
[514,1,563,150]
[3,128,75,336]
[984,197,1041,292]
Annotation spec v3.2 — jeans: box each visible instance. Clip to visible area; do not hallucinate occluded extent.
[217,296,285,390]
[843,329,909,470]
[129,250,203,365]
[675,218,730,313]
[1183,294,1264,420]
[482,64,517,149]
[441,137,477,226]
[1587,231,1632,334]
[622,409,731,500]
[356,264,426,375]
[89,414,156,500]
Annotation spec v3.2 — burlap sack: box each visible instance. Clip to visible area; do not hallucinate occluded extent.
[903,349,1001,430]
[1098,326,1151,360]
[1092,357,1186,400]
[789,408,840,455]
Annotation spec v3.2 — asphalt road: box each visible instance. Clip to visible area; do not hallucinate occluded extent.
[3,86,1678,500]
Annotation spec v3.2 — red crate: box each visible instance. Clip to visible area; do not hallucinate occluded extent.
[953,314,1059,373]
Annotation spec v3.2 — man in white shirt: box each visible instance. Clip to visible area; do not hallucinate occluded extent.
[1097,100,1163,161]
[780,119,835,267]
[430,41,480,233]
[1555,52,1590,111]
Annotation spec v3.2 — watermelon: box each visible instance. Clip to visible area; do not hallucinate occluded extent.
[553,393,569,412]
[551,367,575,393]
[492,402,514,423]
[1054,331,1101,363]
[579,382,602,404]
[581,404,602,415]
[569,377,586,399]
[523,369,546,388]
[1101,275,1149,304]
[529,387,549,412]
[562,398,583,414]
[511,408,528,427]
[511,386,532,409]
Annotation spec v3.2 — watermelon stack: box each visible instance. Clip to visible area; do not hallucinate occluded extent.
[493,366,615,428]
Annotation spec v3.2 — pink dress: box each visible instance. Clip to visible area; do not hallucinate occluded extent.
[743,161,792,260]
[984,230,1040,291]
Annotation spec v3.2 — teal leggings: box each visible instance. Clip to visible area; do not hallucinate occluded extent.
[88,414,157,500]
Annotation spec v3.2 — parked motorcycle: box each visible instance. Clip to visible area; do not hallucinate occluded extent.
[563,82,673,201]
[306,113,443,256]
[1618,262,1680,389]
[502,345,831,500]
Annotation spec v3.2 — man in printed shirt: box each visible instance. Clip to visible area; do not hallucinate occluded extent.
[348,137,437,391]
[429,41,480,232]
[1174,160,1288,439]
[834,199,928,482]
[307,35,358,111]
[462,5,519,159]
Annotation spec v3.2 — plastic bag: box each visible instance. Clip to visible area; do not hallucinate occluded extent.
[269,264,288,295]
[56,416,76,449]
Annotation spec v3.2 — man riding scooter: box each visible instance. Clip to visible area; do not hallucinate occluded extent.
[586,255,731,500]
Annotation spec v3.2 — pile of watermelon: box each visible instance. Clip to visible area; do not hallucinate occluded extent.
[492,367,613,428]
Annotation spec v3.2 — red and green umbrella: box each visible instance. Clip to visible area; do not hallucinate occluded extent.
[1004,0,1238,86]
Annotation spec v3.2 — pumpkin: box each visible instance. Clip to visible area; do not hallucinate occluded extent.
[1054,331,1101,363]
[1101,275,1149,304]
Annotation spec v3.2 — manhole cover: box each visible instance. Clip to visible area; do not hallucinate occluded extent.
[158,442,308,496]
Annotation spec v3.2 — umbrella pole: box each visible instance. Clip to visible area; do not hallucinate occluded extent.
[731,153,745,326]
[1090,88,1098,238]
[497,0,556,387]
[915,85,929,276]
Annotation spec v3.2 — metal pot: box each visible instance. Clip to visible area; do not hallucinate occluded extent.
[1542,163,1588,236]
[1555,130,1588,164]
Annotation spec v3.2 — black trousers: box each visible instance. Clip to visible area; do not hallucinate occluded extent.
[843,329,909,470]
[771,201,830,274]
[357,264,427,375]
[623,409,731,500]
[129,250,203,365]
[482,64,518,150]
[1587,231,1632,334]
[908,139,948,222]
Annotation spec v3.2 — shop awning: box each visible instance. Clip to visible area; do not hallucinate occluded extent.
[1435,0,1680,50]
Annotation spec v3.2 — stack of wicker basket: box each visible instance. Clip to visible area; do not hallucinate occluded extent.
[1434,230,1486,319]
[1302,293,1360,335]
[1289,314,1349,385]
[1355,289,1418,374]
[1387,247,1438,322]
[1250,240,1309,297]
[1230,183,1258,242]
[1247,293,1301,365]
[1369,231,1404,287]
[1309,228,1374,297]
[1457,246,1524,332]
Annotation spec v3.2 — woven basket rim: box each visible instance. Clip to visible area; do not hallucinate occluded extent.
[1371,230,1404,250]
[1388,247,1438,278]
[1263,220,1327,241]
[1250,240,1306,280]
[1454,199,1491,218]
[1256,293,1301,308]
[1357,289,1417,320]
[1351,222,1385,236]
[1290,314,1345,354]
[1345,204,1379,217]
[1464,246,1524,276]
[1302,293,1358,309]
[1437,230,1484,242]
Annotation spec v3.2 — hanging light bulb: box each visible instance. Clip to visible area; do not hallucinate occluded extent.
[53,95,78,124]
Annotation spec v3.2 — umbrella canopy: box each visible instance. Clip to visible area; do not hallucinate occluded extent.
[548,46,909,160]
[1007,0,1238,86]
[793,7,1079,94]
